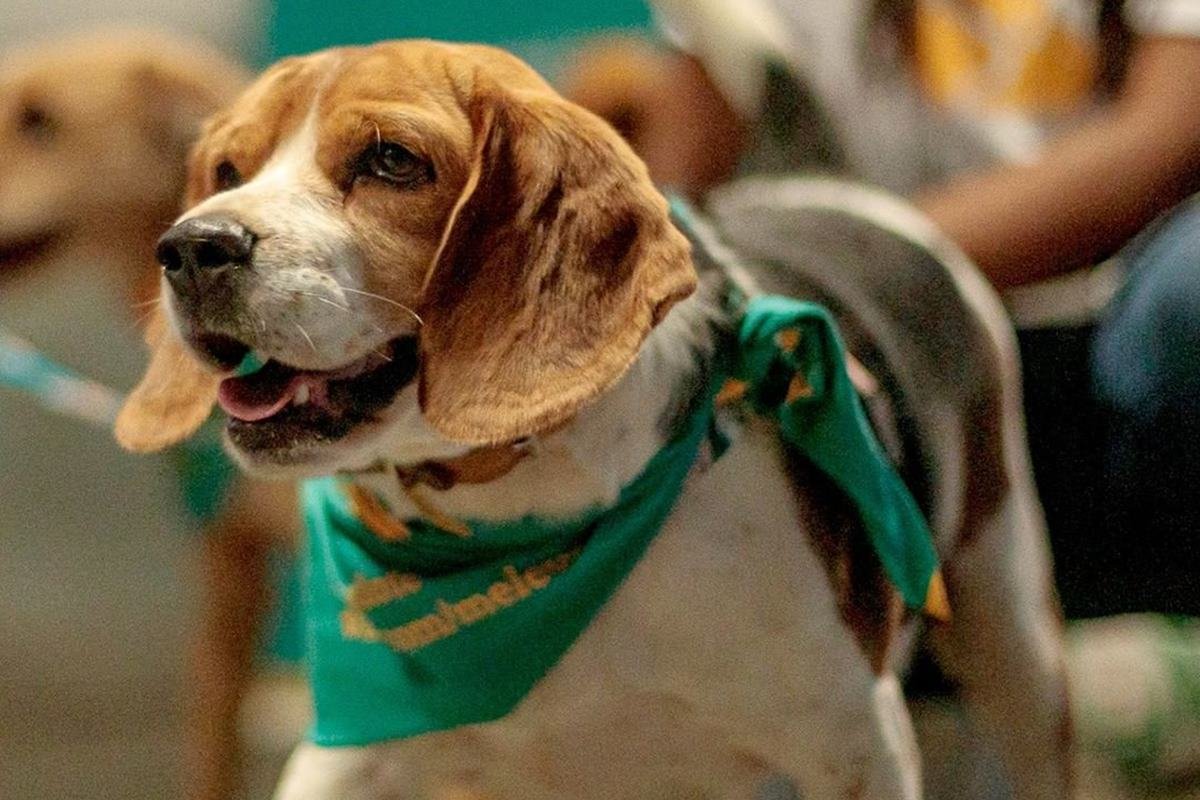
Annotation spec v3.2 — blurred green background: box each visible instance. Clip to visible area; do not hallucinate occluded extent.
[266,0,650,72]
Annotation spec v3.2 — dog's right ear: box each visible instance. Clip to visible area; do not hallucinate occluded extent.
[115,308,219,453]
[417,80,696,446]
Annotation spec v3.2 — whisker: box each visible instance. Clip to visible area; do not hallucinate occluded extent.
[295,291,352,312]
[336,285,423,326]
[294,322,318,353]
[131,308,158,330]
[130,296,161,310]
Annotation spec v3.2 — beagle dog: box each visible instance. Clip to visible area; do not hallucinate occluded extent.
[117,41,1072,800]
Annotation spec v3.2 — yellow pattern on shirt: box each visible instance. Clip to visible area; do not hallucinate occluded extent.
[912,0,1098,112]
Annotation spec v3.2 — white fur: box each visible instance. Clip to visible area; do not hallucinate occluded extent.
[362,290,718,522]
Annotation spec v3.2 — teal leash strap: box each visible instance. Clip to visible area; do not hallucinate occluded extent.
[0,327,122,427]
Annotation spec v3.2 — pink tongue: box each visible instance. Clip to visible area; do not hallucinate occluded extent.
[218,372,304,422]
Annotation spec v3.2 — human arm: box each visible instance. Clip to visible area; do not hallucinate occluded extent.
[915,37,1200,288]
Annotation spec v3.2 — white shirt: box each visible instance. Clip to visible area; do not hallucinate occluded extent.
[655,0,1200,194]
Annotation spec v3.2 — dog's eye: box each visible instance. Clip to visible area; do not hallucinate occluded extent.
[16,104,56,142]
[354,142,434,188]
[214,160,242,192]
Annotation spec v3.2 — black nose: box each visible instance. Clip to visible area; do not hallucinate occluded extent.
[156,215,256,278]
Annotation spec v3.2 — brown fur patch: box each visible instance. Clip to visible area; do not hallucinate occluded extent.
[414,50,697,444]
[786,448,903,674]
[957,380,1011,548]
[114,308,220,452]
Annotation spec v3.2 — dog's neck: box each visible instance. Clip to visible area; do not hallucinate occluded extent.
[355,282,726,525]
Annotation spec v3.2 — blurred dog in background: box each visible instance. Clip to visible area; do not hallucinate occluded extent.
[0,30,299,800]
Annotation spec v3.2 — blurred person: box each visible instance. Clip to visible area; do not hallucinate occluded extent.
[563,0,1200,619]
[0,30,302,800]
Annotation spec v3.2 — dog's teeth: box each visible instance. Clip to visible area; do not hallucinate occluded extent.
[294,384,311,406]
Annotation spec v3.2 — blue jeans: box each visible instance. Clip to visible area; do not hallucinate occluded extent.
[1093,193,1200,417]
[1029,195,1200,617]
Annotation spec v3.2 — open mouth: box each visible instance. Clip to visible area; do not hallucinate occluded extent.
[0,230,65,278]
[217,336,419,454]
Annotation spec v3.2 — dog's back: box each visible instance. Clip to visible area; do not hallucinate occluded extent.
[708,177,1029,554]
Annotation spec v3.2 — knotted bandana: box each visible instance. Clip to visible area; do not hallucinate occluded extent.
[302,294,944,747]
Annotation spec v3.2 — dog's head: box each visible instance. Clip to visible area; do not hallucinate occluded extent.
[116,41,696,478]
[0,30,244,285]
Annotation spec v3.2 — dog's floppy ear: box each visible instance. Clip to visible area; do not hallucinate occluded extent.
[418,86,697,445]
[115,308,219,453]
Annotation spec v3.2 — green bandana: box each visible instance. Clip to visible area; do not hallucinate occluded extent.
[302,295,944,747]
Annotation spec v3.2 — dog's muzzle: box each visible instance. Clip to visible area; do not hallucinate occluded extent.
[155,213,265,368]
[157,214,257,288]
